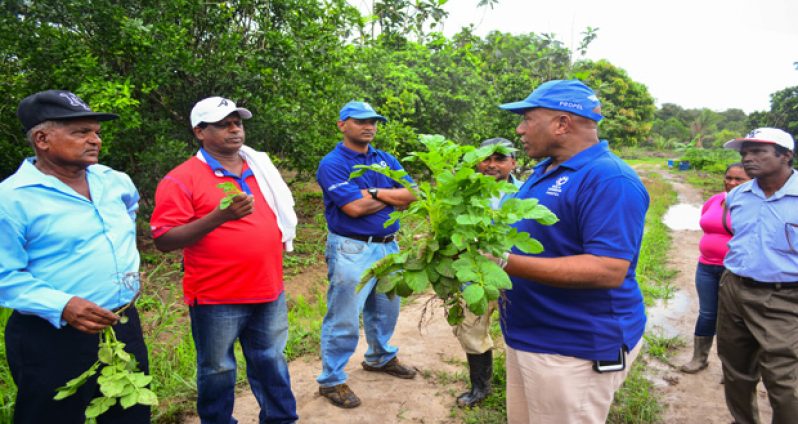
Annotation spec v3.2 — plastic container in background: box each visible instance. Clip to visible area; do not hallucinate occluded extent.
[667,159,675,168]
[678,160,690,171]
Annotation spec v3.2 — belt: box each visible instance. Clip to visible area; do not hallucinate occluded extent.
[338,233,396,243]
[738,275,798,290]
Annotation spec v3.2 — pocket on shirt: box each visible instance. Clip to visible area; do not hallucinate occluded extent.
[773,222,798,254]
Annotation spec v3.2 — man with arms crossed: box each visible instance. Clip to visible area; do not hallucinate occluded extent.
[315,101,417,408]
[150,97,298,424]
[496,80,649,423]
[719,127,798,424]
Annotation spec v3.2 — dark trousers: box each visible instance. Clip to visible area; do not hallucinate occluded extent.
[717,271,798,424]
[5,307,151,424]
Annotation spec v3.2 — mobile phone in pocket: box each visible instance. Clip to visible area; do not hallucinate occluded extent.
[593,347,626,373]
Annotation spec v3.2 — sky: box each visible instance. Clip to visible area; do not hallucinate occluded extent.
[437,0,798,113]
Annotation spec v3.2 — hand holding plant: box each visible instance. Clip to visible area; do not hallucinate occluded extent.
[351,135,558,325]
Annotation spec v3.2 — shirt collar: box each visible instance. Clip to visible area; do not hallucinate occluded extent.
[7,157,96,190]
[335,142,375,159]
[739,170,798,198]
[533,140,610,174]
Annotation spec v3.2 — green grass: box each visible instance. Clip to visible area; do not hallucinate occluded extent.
[637,171,678,306]
[644,332,685,363]
[0,307,14,423]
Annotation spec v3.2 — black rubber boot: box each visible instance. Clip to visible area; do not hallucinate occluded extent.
[679,336,714,374]
[456,350,493,407]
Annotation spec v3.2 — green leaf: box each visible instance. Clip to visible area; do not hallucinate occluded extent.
[404,270,429,292]
[376,273,401,293]
[466,296,488,316]
[462,284,485,307]
[120,391,139,409]
[98,346,113,364]
[484,285,500,301]
[100,379,127,397]
[136,388,159,406]
[512,234,545,254]
[129,373,153,388]
[453,257,479,283]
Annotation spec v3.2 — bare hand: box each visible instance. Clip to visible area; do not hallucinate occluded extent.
[61,296,119,334]
[219,193,255,221]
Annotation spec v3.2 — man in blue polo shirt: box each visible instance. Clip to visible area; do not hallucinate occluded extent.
[495,80,649,423]
[718,128,798,424]
[315,100,417,409]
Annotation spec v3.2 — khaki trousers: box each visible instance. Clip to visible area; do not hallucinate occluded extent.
[452,301,496,354]
[505,342,641,424]
[717,271,798,424]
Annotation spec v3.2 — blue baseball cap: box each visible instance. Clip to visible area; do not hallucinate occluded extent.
[499,79,603,122]
[339,100,387,122]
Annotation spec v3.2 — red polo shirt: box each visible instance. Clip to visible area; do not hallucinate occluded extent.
[151,157,283,305]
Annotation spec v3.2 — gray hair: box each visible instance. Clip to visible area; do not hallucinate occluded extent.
[25,120,62,147]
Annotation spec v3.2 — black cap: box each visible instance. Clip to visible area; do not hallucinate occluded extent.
[479,137,516,158]
[17,90,119,132]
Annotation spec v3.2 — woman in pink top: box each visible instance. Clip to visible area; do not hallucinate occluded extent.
[680,163,750,373]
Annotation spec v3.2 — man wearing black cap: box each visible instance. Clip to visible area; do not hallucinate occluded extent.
[453,137,522,408]
[718,128,798,424]
[315,100,417,409]
[0,90,149,422]
[495,80,649,423]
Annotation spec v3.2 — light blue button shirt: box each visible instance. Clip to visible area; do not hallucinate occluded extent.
[0,158,140,327]
[724,170,798,282]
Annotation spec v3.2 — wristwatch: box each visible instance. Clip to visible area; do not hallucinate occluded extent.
[367,187,380,200]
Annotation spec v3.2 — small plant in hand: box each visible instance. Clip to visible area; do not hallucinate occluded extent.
[351,134,558,325]
[54,290,157,422]
[218,181,243,209]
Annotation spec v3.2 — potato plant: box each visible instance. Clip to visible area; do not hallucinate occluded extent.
[53,322,157,422]
[352,134,558,325]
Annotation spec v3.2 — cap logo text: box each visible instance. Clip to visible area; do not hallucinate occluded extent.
[559,101,583,110]
[59,92,91,111]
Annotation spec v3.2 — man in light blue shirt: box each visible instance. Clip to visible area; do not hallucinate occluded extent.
[0,90,149,423]
[719,127,798,424]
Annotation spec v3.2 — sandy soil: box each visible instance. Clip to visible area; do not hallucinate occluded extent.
[182,168,776,424]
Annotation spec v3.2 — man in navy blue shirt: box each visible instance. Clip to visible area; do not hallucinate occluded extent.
[496,80,649,423]
[315,101,417,409]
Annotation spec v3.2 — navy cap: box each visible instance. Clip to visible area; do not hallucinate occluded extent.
[499,79,603,122]
[339,101,387,122]
[17,90,119,132]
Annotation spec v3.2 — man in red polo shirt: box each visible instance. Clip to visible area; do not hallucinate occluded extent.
[150,97,298,423]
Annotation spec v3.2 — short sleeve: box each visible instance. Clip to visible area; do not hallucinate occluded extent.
[579,176,649,261]
[150,175,196,239]
[317,157,363,208]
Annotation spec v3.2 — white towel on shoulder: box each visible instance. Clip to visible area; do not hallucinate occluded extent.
[197,146,298,251]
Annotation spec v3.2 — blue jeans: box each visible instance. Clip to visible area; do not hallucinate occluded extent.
[693,262,725,336]
[317,232,402,387]
[189,293,297,424]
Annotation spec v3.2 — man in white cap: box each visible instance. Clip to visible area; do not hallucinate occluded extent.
[718,127,798,424]
[150,97,298,423]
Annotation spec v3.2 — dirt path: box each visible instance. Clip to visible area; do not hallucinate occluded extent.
[646,169,772,424]
[183,168,775,424]
[184,296,465,424]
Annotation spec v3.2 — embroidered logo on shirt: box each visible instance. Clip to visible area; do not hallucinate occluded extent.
[328,181,349,191]
[546,176,569,196]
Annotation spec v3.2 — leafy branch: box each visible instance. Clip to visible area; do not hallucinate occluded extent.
[351,134,557,325]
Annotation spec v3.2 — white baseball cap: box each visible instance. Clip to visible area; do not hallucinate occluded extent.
[724,127,795,152]
[190,96,252,128]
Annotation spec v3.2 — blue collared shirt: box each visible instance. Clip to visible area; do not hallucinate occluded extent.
[0,158,140,328]
[724,170,798,282]
[501,141,649,361]
[316,142,414,237]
